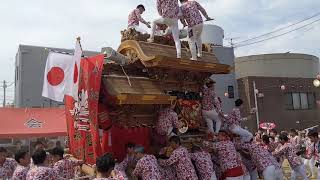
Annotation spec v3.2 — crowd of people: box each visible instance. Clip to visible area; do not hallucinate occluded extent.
[90,127,320,180]
[1,128,319,180]
[0,141,83,179]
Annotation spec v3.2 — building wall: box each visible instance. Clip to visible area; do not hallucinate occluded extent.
[211,46,238,112]
[15,45,99,108]
[238,76,320,131]
[235,53,319,79]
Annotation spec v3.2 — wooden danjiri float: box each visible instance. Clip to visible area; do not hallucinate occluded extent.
[67,29,231,176]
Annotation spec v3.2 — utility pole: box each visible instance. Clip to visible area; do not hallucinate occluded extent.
[253,81,260,129]
[2,80,7,107]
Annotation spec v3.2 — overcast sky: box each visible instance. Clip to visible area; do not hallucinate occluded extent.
[0,0,319,102]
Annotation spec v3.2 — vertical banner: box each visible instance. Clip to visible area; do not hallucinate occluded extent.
[65,54,104,164]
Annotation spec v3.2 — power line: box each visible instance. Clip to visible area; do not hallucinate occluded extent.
[234,12,320,45]
[235,18,320,48]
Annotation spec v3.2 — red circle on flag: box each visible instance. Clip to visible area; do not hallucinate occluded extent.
[73,63,78,83]
[47,67,64,86]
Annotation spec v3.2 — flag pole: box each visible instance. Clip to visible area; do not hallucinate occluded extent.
[76,36,83,52]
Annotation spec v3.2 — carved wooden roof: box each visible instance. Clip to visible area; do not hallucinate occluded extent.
[117,40,231,74]
[102,75,176,105]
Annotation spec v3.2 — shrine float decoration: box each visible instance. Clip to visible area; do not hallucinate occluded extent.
[66,29,231,175]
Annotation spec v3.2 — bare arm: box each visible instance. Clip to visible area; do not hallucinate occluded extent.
[135,9,148,25]
[196,2,213,20]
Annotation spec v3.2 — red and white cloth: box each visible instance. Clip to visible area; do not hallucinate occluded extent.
[0,158,17,179]
[204,141,243,174]
[159,166,176,180]
[157,0,180,19]
[12,165,29,180]
[155,108,179,136]
[42,40,82,102]
[53,159,82,179]
[235,152,250,177]
[26,166,57,180]
[180,1,208,28]
[132,155,161,180]
[225,108,245,127]
[202,86,220,112]
[267,142,281,152]
[305,140,319,161]
[159,146,198,180]
[190,151,214,180]
[239,152,256,172]
[290,136,299,146]
[236,142,279,172]
[273,142,302,169]
[128,8,148,27]
[114,154,135,179]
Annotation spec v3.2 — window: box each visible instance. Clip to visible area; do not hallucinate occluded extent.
[285,92,315,110]
[228,86,235,99]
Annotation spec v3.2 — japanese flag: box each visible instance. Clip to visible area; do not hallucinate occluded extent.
[42,40,82,102]
[65,40,82,100]
[42,52,74,102]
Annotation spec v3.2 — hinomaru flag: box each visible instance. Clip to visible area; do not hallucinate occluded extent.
[65,40,83,100]
[42,52,74,102]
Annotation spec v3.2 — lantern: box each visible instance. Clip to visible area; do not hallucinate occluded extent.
[313,79,320,87]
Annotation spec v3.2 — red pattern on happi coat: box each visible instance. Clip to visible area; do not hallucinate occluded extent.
[114,154,136,179]
[0,158,17,179]
[155,108,179,136]
[12,165,29,180]
[133,155,161,180]
[159,166,176,180]
[273,142,302,169]
[128,9,148,27]
[157,0,180,19]
[236,142,279,172]
[53,159,82,179]
[202,86,222,112]
[204,141,242,173]
[305,139,319,160]
[240,154,256,172]
[159,146,198,180]
[26,166,56,180]
[190,151,214,180]
[236,153,249,175]
[225,108,245,128]
[268,142,281,152]
[180,1,208,27]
